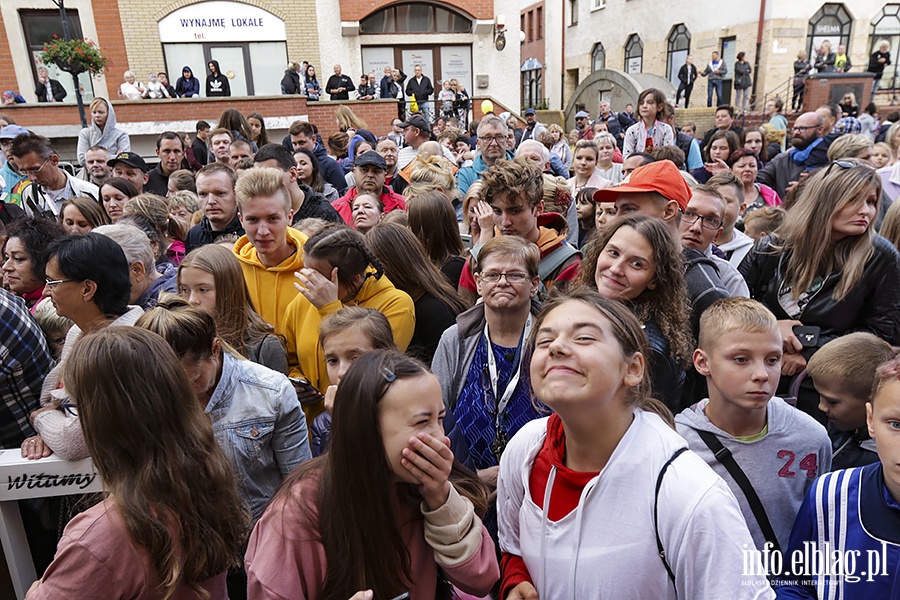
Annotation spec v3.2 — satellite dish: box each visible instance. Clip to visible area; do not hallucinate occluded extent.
[495,30,507,51]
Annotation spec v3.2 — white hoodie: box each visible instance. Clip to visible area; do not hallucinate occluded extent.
[498,410,775,599]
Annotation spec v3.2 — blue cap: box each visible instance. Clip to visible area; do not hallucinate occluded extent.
[0,125,29,140]
[575,110,590,119]
[524,107,536,116]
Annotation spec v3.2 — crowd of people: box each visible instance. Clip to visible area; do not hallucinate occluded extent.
[0,83,899,599]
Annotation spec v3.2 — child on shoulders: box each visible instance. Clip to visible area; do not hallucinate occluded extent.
[676,297,832,553]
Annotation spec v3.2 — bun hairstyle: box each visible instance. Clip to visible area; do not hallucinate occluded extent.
[303,224,384,286]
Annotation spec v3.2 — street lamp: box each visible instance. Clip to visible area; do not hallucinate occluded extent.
[51,0,87,128]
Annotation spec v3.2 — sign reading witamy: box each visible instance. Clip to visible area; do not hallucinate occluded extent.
[158,2,287,43]
[0,449,102,502]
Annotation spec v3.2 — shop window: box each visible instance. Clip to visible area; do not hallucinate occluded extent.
[666,24,691,89]
[871,4,900,90]
[19,9,94,101]
[591,42,606,72]
[625,33,643,74]
[360,3,471,34]
[807,3,852,64]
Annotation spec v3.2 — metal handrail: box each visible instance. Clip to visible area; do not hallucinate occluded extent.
[737,76,795,128]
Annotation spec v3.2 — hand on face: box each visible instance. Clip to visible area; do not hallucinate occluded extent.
[294,266,340,308]
[401,432,453,510]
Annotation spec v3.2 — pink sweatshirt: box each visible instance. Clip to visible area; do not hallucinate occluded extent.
[29,499,227,599]
[245,476,499,599]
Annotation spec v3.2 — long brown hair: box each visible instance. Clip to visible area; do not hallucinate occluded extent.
[776,159,880,301]
[276,351,489,599]
[407,190,465,264]
[67,327,247,599]
[177,244,276,355]
[365,223,467,314]
[531,289,676,427]
[577,215,692,365]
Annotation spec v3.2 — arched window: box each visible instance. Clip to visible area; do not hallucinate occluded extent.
[666,24,691,88]
[624,34,643,74]
[360,3,472,34]
[591,42,606,72]
[871,4,900,90]
[807,3,852,64]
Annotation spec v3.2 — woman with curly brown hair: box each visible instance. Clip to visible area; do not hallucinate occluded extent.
[577,214,692,412]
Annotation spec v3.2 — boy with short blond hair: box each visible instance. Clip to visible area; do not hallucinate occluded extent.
[806,332,895,470]
[676,297,831,553]
[776,356,900,598]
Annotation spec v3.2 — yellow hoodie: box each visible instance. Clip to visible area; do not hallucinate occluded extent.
[234,227,308,338]
[283,272,415,413]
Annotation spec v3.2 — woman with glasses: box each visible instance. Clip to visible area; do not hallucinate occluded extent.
[21,233,142,461]
[2,217,65,310]
[740,159,900,418]
[728,148,781,219]
[577,215,692,413]
[433,236,544,493]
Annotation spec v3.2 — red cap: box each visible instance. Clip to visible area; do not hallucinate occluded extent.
[592,160,692,211]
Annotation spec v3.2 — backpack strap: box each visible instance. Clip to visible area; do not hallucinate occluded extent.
[654,446,689,595]
[538,243,580,283]
[696,430,782,553]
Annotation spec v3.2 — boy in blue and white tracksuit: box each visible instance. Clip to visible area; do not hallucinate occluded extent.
[776,354,900,598]
[775,463,900,598]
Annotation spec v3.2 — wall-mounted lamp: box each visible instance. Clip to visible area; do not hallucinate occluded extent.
[494,14,507,51]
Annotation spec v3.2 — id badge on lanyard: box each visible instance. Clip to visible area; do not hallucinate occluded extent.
[483,314,532,460]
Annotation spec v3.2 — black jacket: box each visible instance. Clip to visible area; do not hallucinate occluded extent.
[34,78,67,103]
[739,235,900,352]
[869,51,892,76]
[643,317,685,414]
[281,69,302,94]
[406,75,434,103]
[682,247,730,338]
[292,182,343,224]
[192,136,210,166]
[734,61,752,90]
[206,61,230,97]
[678,63,698,86]
[185,214,244,253]
[325,74,355,100]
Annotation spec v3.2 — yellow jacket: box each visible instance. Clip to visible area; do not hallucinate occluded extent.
[284,272,415,395]
[234,227,308,338]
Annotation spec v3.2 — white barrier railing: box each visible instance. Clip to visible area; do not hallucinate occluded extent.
[0,450,102,599]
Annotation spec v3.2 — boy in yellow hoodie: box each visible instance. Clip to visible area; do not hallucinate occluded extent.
[233,167,307,338]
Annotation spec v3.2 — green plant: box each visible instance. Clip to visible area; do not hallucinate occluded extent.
[39,35,109,76]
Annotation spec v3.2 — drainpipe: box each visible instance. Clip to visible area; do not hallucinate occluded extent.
[560,0,566,110]
[751,0,766,106]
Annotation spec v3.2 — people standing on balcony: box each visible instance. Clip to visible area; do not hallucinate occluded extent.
[792,50,812,111]
[76,98,130,167]
[281,62,302,95]
[117,71,144,100]
[814,40,836,74]
[406,64,434,122]
[158,72,176,98]
[835,44,852,72]
[700,50,727,108]
[206,60,231,98]
[143,72,170,99]
[355,73,377,101]
[733,52,752,113]
[325,64,355,101]
[676,55,697,108]
[34,67,66,103]
[869,40,892,99]
[304,64,321,101]
[175,66,200,98]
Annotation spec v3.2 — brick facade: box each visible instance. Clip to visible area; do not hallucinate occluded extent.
[339,0,494,21]
[0,10,15,94]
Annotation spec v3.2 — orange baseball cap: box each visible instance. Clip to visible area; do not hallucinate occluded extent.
[592,160,692,211]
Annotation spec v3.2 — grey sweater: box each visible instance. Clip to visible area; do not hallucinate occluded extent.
[675,397,832,551]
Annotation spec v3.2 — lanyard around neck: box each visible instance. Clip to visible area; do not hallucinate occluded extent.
[483,313,532,419]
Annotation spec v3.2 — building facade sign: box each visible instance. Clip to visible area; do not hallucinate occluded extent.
[158,1,286,43]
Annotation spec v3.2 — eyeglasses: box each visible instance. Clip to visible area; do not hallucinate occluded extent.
[20,158,50,177]
[45,278,77,289]
[824,159,855,177]
[791,125,819,133]
[478,271,531,284]
[479,135,506,145]
[682,211,723,230]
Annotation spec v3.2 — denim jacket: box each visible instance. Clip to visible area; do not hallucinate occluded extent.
[206,353,311,521]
